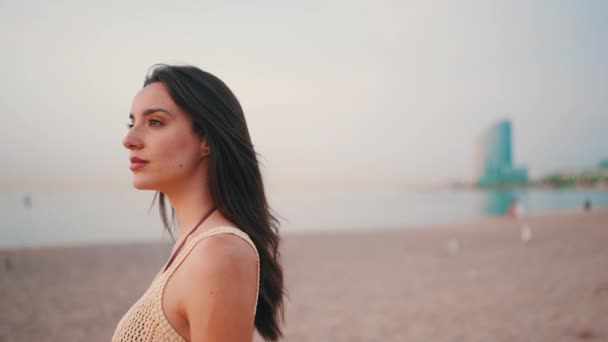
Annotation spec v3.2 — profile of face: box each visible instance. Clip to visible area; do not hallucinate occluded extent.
[122,82,209,192]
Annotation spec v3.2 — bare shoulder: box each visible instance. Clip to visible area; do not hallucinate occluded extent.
[175,230,259,340]
[189,230,258,270]
[179,229,259,293]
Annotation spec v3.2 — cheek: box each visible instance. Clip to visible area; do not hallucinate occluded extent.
[158,135,201,172]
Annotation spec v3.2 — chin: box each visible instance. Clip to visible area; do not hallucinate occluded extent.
[132,183,153,190]
[131,177,159,191]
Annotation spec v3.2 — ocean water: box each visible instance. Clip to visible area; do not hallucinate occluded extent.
[1,188,607,248]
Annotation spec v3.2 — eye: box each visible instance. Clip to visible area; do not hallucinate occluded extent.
[126,123,134,129]
[148,119,164,127]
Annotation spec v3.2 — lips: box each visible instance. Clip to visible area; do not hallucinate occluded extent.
[129,157,149,170]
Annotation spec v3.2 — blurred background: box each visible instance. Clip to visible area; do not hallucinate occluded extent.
[1,0,607,341]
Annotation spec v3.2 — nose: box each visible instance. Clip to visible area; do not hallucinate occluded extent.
[122,128,143,150]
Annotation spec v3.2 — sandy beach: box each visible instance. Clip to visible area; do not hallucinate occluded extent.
[1,209,607,341]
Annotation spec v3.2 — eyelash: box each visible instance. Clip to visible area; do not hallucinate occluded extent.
[126,119,164,129]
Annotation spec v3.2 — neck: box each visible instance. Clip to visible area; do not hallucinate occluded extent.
[163,177,215,240]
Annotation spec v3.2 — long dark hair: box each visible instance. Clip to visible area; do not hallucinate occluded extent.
[144,64,284,341]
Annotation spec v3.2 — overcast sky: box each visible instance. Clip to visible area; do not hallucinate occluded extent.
[1,0,607,190]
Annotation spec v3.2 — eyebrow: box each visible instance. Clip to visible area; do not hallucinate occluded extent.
[129,108,174,119]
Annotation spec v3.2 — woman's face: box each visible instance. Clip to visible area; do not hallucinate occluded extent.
[122,82,207,191]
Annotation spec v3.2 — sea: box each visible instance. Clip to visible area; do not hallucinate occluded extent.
[1,187,607,248]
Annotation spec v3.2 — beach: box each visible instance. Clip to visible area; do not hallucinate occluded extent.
[1,209,607,341]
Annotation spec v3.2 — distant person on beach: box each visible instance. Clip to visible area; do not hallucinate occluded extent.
[584,198,592,212]
[507,198,525,219]
[23,194,32,209]
[113,65,284,342]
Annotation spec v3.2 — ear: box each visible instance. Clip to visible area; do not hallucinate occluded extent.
[200,138,210,157]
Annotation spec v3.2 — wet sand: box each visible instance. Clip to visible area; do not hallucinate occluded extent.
[1,209,607,341]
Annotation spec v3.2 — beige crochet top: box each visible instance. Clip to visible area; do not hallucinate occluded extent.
[111,226,260,342]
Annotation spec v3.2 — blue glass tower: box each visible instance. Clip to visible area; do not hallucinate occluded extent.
[475,120,528,186]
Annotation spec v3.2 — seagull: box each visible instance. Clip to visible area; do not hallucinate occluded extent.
[447,238,460,254]
[520,224,532,243]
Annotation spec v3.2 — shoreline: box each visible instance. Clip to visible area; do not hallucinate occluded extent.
[2,206,606,251]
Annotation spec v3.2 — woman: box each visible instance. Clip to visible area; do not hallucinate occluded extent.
[112,64,284,342]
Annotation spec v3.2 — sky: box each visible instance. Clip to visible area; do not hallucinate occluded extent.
[1,0,607,190]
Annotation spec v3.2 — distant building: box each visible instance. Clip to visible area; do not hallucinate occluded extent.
[474,119,528,186]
